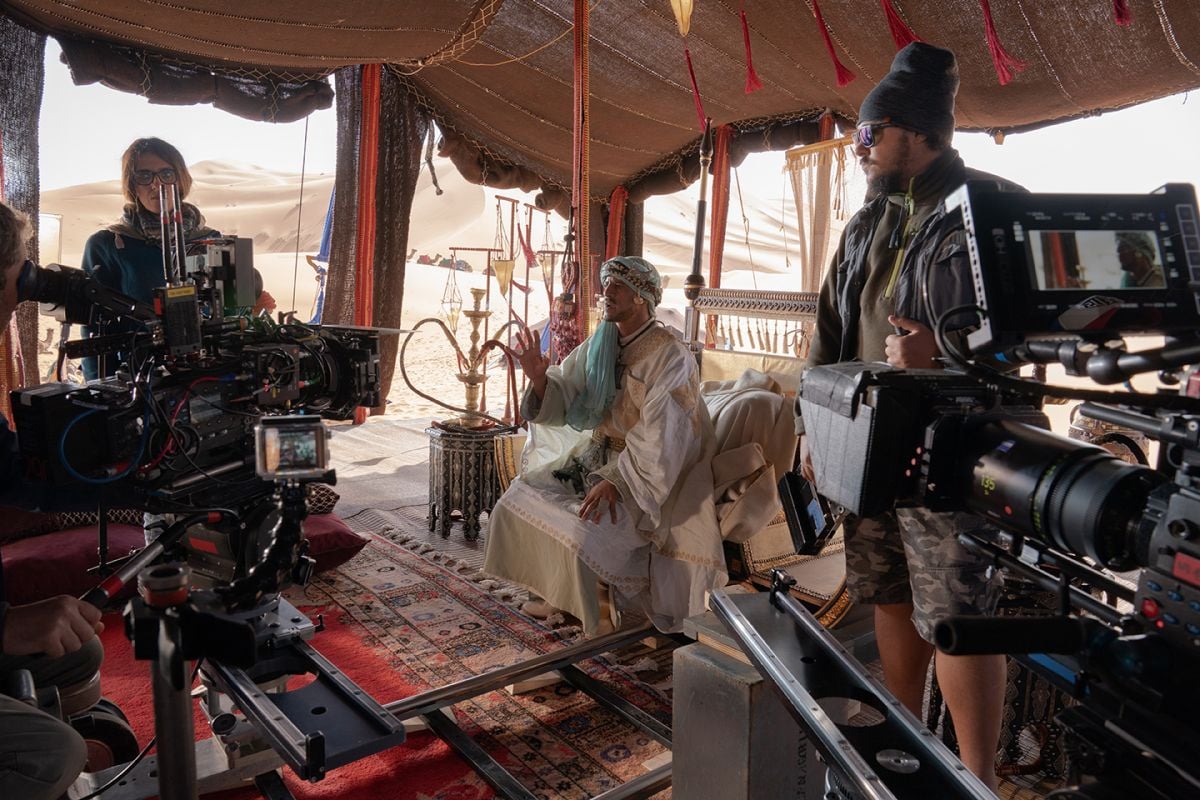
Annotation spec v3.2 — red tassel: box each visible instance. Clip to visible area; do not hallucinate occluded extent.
[684,45,707,132]
[1113,0,1133,26]
[810,0,855,86]
[880,0,920,49]
[740,8,764,93]
[980,0,1026,86]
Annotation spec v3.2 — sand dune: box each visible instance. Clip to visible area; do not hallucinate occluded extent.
[38,153,832,419]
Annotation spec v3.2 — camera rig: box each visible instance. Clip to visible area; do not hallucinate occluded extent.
[717,181,1200,798]
[8,229,414,798]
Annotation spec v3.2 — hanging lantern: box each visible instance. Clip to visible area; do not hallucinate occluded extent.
[441,266,463,332]
[492,257,516,297]
[669,0,694,36]
[538,252,556,287]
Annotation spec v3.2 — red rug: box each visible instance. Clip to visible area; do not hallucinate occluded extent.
[97,531,673,799]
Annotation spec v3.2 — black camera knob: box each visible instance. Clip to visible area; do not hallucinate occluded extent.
[1167,518,1198,540]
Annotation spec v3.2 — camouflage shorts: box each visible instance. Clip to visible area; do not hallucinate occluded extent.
[842,507,1003,642]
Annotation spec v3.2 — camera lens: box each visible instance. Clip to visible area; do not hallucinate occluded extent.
[963,418,1164,569]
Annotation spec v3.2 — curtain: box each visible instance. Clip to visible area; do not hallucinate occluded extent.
[326,66,429,413]
[0,16,45,420]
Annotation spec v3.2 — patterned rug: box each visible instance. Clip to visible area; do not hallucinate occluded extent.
[99,531,674,800]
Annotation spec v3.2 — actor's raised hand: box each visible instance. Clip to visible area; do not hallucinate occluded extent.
[515,326,550,398]
[885,315,939,369]
[2,595,104,658]
[579,479,621,525]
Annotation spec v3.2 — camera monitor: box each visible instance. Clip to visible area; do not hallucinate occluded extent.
[943,181,1200,351]
[255,415,329,481]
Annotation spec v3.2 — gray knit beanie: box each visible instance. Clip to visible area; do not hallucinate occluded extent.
[858,43,958,142]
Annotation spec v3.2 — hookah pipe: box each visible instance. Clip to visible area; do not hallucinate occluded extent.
[398,317,527,428]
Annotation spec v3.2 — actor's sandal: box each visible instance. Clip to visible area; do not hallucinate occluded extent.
[520,597,561,620]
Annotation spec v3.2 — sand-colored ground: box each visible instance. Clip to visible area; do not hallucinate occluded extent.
[38,153,820,421]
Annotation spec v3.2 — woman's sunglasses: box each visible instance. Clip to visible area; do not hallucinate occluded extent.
[852,123,897,149]
[132,168,178,186]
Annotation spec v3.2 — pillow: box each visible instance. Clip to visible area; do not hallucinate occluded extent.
[305,484,341,516]
[0,507,61,545]
[301,514,366,573]
[0,523,145,605]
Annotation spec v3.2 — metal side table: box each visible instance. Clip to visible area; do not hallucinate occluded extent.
[426,424,517,540]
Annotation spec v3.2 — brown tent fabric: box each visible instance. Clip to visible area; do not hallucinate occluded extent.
[4,1,1200,200]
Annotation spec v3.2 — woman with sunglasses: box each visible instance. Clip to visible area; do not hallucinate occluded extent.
[80,137,219,378]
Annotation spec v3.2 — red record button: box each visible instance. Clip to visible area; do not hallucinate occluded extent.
[1141,598,1161,619]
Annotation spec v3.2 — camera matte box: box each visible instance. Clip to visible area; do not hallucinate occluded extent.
[799,363,923,518]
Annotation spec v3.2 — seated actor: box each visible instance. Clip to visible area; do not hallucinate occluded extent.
[484,256,726,636]
[0,201,105,800]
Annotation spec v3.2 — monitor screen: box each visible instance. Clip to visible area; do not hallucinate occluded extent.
[1027,229,1166,291]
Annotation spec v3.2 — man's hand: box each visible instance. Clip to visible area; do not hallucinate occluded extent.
[3,595,104,658]
[515,326,550,399]
[798,434,815,483]
[885,315,939,369]
[579,479,621,524]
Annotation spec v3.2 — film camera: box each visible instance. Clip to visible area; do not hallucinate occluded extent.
[798,182,1200,797]
[10,238,407,796]
[11,241,380,599]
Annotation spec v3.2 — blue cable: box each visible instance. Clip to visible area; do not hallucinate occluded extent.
[59,402,151,485]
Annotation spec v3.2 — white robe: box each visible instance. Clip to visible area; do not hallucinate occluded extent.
[484,323,726,634]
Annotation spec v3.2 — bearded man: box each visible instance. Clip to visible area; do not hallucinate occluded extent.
[795,43,1024,791]
[484,256,725,637]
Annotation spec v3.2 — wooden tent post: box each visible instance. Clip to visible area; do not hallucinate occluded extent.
[352,63,381,425]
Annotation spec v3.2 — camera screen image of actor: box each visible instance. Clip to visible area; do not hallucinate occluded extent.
[1029,229,1165,290]
[794,42,1026,792]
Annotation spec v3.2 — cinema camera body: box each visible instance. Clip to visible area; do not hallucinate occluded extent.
[11,237,381,598]
[800,182,1200,797]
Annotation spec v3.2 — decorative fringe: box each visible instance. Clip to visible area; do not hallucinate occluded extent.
[880,0,920,49]
[684,45,707,131]
[810,0,856,86]
[979,0,1026,85]
[630,656,659,673]
[1113,0,1133,26]
[739,7,764,93]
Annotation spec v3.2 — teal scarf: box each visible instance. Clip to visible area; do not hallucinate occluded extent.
[565,320,619,431]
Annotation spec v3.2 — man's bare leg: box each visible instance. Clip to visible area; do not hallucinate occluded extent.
[875,603,1002,791]
[935,651,1005,792]
[874,603,933,716]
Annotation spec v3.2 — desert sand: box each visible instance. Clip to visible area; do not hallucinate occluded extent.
[38,153,826,421]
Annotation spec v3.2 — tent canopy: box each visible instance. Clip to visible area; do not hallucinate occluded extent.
[3,1,1199,198]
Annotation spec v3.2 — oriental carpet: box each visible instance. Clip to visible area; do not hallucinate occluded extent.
[97,529,673,800]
